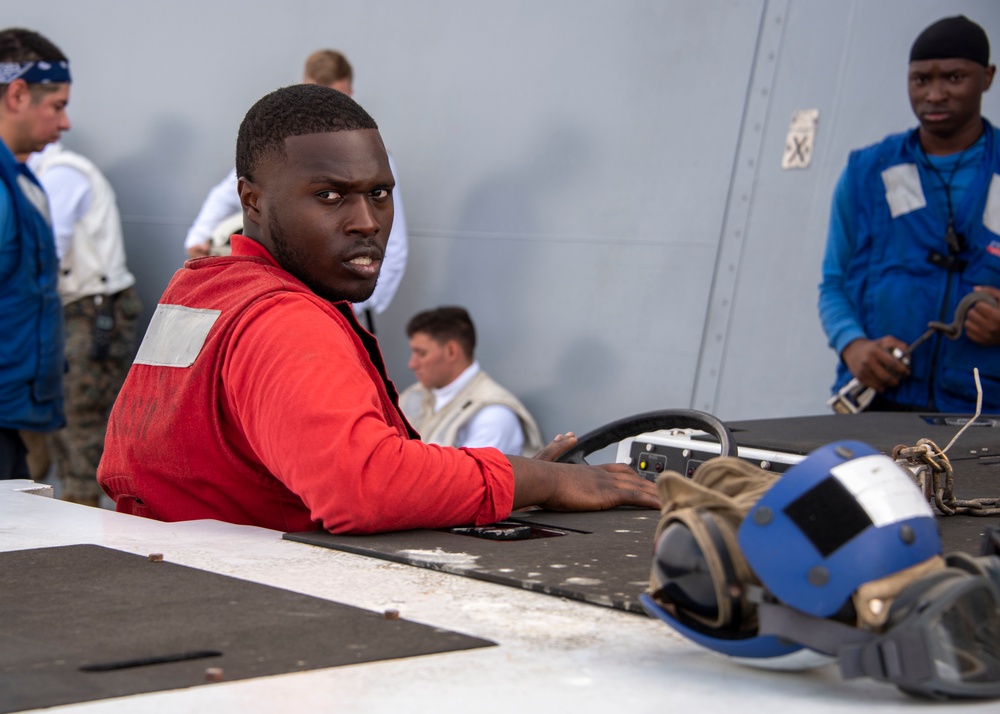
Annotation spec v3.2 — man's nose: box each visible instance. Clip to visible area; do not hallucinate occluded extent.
[344,195,379,236]
[926,79,948,103]
[60,111,71,132]
[407,354,418,371]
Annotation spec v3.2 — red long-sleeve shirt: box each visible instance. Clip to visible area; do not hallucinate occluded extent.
[98,236,515,533]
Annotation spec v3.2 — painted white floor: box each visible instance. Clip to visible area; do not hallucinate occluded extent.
[1,480,994,713]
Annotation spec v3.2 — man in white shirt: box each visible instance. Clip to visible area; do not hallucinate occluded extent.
[399,306,544,456]
[183,49,407,331]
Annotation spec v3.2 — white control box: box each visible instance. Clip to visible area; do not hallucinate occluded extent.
[615,428,806,481]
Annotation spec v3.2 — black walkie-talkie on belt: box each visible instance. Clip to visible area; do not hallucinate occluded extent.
[91,294,115,361]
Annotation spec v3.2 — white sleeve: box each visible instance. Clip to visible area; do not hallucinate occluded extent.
[454,405,525,455]
[184,169,240,249]
[352,153,408,316]
[37,164,92,261]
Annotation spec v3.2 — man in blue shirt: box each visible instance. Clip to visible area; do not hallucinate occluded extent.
[819,15,1000,412]
[0,28,71,477]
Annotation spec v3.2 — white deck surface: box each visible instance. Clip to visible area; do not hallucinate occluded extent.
[1,479,995,713]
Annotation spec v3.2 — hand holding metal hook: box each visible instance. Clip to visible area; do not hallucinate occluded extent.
[828,291,1000,414]
[901,291,999,356]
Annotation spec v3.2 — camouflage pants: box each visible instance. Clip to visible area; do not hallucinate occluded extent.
[51,287,142,503]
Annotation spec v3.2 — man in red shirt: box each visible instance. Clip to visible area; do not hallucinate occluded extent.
[98,84,657,534]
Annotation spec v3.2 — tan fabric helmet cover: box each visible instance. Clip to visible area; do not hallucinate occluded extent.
[649,457,780,633]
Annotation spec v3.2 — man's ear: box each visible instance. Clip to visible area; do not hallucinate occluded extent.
[984,64,996,93]
[2,79,31,113]
[444,340,460,362]
[237,176,262,231]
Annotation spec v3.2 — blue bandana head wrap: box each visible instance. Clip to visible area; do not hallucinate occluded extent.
[0,60,71,84]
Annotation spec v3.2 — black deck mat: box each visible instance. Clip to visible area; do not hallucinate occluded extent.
[287,508,659,614]
[0,545,493,713]
[725,412,1000,462]
[287,505,988,615]
[286,414,998,614]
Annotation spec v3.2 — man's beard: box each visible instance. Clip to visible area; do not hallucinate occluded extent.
[268,211,378,305]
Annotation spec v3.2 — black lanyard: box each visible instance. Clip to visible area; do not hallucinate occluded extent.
[920,144,974,255]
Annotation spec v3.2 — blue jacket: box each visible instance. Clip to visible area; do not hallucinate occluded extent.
[832,121,1000,412]
[0,141,65,431]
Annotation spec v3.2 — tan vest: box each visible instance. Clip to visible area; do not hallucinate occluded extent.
[400,370,544,457]
[31,144,134,305]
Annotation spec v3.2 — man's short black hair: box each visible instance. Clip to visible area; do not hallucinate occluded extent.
[407,306,477,360]
[0,27,68,98]
[235,83,378,182]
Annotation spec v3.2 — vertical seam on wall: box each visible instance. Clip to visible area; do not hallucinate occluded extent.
[689,0,790,414]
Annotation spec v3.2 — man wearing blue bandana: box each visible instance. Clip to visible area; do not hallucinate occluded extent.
[0,28,71,478]
[819,15,1000,412]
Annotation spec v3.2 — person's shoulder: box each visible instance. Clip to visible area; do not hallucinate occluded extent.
[36,144,98,172]
[475,368,503,385]
[396,382,427,417]
[984,118,1000,152]
[399,381,424,398]
[472,370,522,401]
[849,127,915,160]
[239,274,345,319]
[0,167,24,215]
[38,161,91,192]
[230,290,362,361]
[248,289,340,318]
[0,177,13,235]
[842,128,917,184]
[32,147,101,192]
[55,147,96,168]
[181,257,338,321]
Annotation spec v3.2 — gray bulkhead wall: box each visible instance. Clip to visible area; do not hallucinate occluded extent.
[709,0,1000,420]
[6,0,1000,440]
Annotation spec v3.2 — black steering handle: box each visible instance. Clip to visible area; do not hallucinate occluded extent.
[554,409,736,465]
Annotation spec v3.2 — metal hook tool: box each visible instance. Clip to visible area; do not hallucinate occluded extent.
[828,292,999,414]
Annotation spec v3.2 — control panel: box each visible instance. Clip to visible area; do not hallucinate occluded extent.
[615,429,805,482]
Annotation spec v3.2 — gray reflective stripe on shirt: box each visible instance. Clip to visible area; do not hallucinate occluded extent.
[16,173,51,224]
[881,163,926,218]
[134,304,221,367]
[983,174,1000,235]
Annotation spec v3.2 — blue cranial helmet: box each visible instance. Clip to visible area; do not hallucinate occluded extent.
[644,441,941,669]
[738,440,941,618]
[645,440,1000,699]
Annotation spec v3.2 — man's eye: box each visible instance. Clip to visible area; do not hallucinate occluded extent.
[318,190,342,200]
[371,188,391,200]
